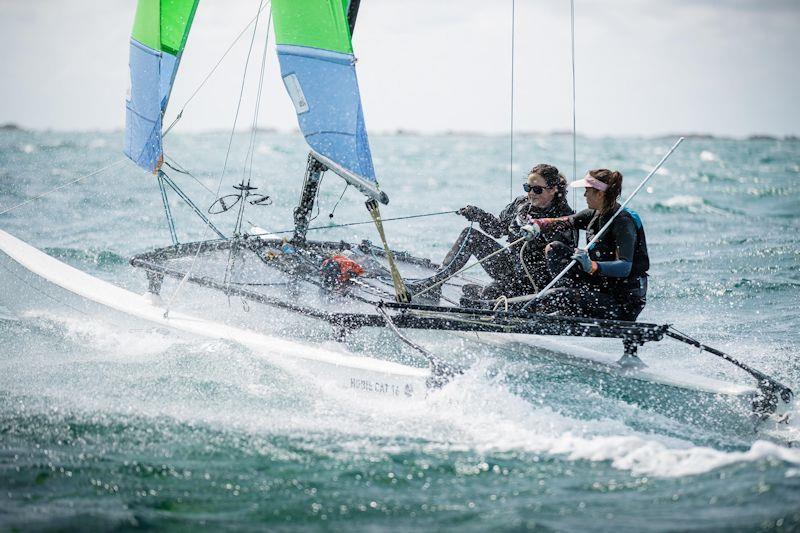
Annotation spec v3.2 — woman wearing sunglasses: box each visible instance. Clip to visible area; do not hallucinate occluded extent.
[408,163,575,301]
[523,169,649,321]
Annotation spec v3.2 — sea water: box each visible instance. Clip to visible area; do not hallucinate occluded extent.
[1,128,799,530]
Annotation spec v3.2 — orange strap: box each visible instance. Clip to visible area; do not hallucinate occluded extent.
[323,255,365,283]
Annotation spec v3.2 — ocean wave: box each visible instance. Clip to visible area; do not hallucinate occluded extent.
[5,316,800,486]
[655,277,800,300]
[22,309,181,359]
[0,304,16,321]
[743,186,799,198]
[417,368,800,478]
[700,150,718,162]
[42,247,128,268]
[652,195,736,215]
[6,310,797,482]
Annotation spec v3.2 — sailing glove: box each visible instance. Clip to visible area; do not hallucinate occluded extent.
[571,248,598,274]
[458,205,486,222]
[519,223,541,241]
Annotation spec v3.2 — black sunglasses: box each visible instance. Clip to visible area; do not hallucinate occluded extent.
[523,183,551,194]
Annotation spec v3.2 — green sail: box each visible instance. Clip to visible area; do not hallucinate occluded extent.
[125,0,200,171]
[271,0,353,53]
[271,0,382,201]
[131,0,199,55]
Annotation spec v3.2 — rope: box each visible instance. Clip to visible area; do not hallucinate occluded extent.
[570,0,578,209]
[307,172,325,224]
[163,157,217,197]
[328,183,349,219]
[243,7,273,186]
[0,159,125,216]
[518,240,539,292]
[263,210,458,235]
[228,6,273,290]
[157,172,178,245]
[414,235,526,298]
[366,200,410,303]
[234,6,273,237]
[437,222,474,275]
[492,295,509,312]
[509,0,516,203]
[218,0,264,199]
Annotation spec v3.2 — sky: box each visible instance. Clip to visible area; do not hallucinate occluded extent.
[0,0,798,137]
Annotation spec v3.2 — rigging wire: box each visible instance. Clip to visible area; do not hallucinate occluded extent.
[164,0,266,317]
[243,7,273,185]
[570,0,578,210]
[235,6,273,236]
[307,173,325,224]
[0,159,125,216]
[163,1,271,136]
[163,156,217,197]
[224,8,272,290]
[218,0,264,197]
[509,0,516,203]
[225,8,273,295]
[328,183,350,219]
[260,209,459,235]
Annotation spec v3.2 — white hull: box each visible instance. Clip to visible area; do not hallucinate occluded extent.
[0,229,430,401]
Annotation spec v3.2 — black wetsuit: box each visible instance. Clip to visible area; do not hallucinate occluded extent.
[412,196,575,299]
[537,206,649,320]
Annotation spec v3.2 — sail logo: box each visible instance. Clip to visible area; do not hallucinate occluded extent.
[283,74,309,114]
[349,378,401,396]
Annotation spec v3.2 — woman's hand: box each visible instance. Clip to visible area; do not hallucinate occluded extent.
[519,219,542,240]
[458,205,486,222]
[571,248,598,274]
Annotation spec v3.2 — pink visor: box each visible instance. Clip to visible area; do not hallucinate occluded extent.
[568,174,609,192]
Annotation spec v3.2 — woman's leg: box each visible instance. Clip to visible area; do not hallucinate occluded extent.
[532,285,621,319]
[618,277,647,321]
[545,241,576,280]
[413,227,510,289]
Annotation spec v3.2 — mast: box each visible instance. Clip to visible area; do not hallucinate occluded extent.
[292,155,327,243]
[347,0,362,35]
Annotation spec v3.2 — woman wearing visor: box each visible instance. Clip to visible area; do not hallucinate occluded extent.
[524,169,649,321]
[408,164,575,301]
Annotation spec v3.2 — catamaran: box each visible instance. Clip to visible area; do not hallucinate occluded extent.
[0,0,794,424]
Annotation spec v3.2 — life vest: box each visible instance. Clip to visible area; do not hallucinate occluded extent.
[321,255,365,284]
[586,207,650,288]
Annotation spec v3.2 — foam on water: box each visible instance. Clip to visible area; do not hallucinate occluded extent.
[700,150,718,162]
[653,195,731,215]
[22,309,182,359]
[7,313,799,482]
[346,363,800,478]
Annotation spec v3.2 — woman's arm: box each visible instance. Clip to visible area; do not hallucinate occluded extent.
[595,217,636,277]
[573,216,636,277]
[458,205,505,237]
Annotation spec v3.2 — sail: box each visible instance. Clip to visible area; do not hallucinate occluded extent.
[272,0,380,197]
[124,0,199,172]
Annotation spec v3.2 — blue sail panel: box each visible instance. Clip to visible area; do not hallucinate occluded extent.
[276,44,376,182]
[124,39,179,172]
